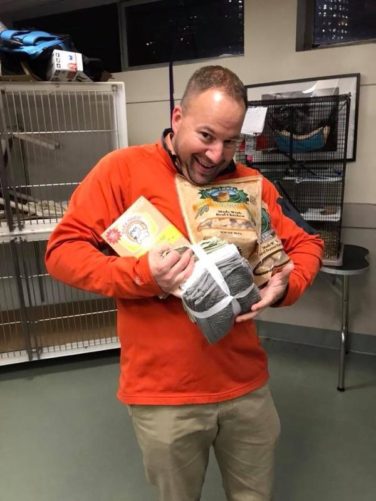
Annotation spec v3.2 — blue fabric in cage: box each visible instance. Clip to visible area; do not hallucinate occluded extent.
[274,126,329,153]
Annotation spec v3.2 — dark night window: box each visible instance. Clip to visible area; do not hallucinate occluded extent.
[15,4,122,72]
[122,0,244,67]
[297,0,376,50]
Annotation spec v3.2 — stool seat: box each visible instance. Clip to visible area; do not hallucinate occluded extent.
[321,244,369,276]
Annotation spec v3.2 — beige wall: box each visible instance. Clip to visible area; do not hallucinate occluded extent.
[113,0,375,337]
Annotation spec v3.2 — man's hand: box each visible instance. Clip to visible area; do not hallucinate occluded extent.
[148,245,195,296]
[236,260,294,322]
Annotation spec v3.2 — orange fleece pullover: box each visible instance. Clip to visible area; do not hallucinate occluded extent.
[45,142,323,405]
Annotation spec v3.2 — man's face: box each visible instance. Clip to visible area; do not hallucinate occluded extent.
[171,89,245,185]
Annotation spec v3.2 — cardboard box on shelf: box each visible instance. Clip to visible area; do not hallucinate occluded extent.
[47,49,91,82]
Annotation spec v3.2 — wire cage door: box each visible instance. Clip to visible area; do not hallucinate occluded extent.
[21,239,118,360]
[0,81,127,234]
[0,238,118,364]
[0,239,33,364]
[238,94,350,265]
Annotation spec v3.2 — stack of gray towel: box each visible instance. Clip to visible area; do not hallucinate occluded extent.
[181,239,260,343]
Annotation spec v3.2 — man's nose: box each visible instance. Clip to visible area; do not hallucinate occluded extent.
[205,141,225,164]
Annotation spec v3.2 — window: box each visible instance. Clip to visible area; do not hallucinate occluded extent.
[15,4,122,73]
[297,0,376,50]
[120,0,244,68]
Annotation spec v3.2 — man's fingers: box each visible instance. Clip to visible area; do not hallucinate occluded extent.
[170,248,194,272]
[174,254,195,283]
[250,296,270,312]
[236,310,262,322]
[235,263,293,323]
[274,260,294,279]
[149,246,182,273]
[166,250,195,288]
[160,249,183,268]
[149,246,194,293]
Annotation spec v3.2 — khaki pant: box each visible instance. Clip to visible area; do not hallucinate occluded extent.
[128,384,280,501]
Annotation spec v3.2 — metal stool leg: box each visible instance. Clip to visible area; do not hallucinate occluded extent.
[337,275,349,391]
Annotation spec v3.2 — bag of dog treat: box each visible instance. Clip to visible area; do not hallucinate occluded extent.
[176,175,290,288]
[176,175,261,261]
[248,201,290,287]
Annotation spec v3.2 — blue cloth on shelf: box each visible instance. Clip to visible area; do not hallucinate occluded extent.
[0,30,71,59]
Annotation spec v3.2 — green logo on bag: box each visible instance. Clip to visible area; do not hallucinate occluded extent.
[199,186,249,203]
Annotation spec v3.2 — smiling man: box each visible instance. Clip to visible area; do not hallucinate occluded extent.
[46,66,323,501]
[167,76,246,185]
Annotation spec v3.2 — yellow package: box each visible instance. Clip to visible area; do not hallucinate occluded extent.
[101,196,190,258]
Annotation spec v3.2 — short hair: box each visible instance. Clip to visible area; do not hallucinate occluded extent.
[181,65,247,110]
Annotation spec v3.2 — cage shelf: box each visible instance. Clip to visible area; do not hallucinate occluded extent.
[301,207,341,222]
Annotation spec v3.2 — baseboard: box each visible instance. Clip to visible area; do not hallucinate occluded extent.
[256,320,376,356]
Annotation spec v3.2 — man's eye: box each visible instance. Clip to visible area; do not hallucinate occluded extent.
[200,132,212,142]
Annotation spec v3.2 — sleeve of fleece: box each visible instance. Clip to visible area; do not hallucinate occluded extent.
[262,177,324,307]
[45,151,163,299]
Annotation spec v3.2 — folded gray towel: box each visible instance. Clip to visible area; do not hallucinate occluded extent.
[182,245,260,343]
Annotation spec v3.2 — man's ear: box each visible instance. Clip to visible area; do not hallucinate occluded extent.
[171,105,183,134]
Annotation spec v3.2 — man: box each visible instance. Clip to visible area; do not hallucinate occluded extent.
[46,65,323,501]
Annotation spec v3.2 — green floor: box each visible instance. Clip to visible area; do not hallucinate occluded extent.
[1,339,375,501]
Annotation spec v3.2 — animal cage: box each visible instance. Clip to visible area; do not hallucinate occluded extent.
[237,94,350,265]
[0,82,127,364]
[0,81,127,233]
